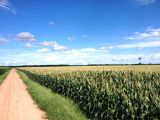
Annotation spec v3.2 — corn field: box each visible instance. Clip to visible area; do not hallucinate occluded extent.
[19,66,160,120]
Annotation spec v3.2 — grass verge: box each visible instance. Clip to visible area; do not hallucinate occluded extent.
[17,70,87,120]
[0,70,10,85]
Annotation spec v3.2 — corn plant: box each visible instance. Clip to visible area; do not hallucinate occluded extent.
[19,67,160,120]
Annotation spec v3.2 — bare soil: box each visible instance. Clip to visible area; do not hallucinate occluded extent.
[0,69,46,120]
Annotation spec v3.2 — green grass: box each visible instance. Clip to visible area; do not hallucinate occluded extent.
[17,70,87,120]
[0,70,10,84]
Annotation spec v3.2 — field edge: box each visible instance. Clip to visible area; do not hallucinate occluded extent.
[17,70,87,120]
[0,70,11,85]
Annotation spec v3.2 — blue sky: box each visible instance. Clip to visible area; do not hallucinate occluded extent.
[0,0,160,65]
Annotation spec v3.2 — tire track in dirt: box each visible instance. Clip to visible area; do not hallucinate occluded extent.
[0,69,46,120]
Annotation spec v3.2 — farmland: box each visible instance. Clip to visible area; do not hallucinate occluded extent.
[19,65,160,119]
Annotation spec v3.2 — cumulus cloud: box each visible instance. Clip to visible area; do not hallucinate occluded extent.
[80,48,98,52]
[125,28,160,40]
[44,52,160,64]
[2,49,159,65]
[40,41,69,51]
[4,58,37,66]
[39,40,110,52]
[40,41,55,46]
[0,37,8,44]
[16,32,36,42]
[37,48,50,53]
[52,43,69,51]
[132,0,156,5]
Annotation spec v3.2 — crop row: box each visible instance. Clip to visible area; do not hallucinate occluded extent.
[19,68,160,120]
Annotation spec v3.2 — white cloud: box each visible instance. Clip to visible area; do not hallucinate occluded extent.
[40,41,69,51]
[79,47,109,52]
[1,49,159,65]
[105,41,160,49]
[0,37,8,44]
[4,58,37,66]
[0,0,9,10]
[34,47,109,64]
[115,41,160,49]
[40,41,55,46]
[37,48,50,53]
[0,0,16,14]
[16,32,36,42]
[125,28,160,40]
[52,42,69,51]
[99,46,112,50]
[80,48,98,52]
[39,41,109,52]
[132,0,156,5]
[24,43,32,48]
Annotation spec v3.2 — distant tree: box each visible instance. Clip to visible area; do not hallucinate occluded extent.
[138,57,142,64]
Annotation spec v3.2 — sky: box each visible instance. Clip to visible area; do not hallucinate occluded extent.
[0,0,160,65]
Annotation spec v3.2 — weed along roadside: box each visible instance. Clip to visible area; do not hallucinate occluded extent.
[0,68,11,84]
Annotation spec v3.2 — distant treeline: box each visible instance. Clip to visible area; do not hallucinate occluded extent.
[0,63,160,67]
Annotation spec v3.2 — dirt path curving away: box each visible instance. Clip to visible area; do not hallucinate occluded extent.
[0,69,46,120]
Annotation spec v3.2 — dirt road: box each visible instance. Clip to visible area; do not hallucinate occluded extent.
[0,69,46,120]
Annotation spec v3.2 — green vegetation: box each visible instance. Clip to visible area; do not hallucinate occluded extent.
[17,70,87,120]
[0,68,10,84]
[0,67,10,75]
[19,66,160,120]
